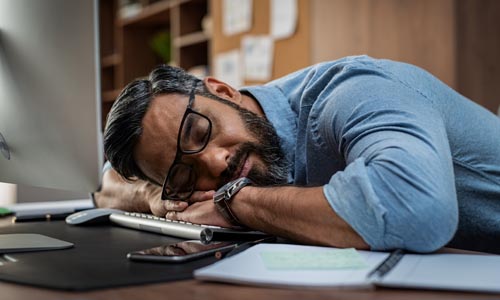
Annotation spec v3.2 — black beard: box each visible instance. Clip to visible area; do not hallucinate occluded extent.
[219,106,289,186]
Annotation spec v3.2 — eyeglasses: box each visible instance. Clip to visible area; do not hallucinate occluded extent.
[161,87,212,201]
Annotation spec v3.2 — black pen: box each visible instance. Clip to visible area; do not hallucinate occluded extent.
[215,236,277,259]
[367,249,405,279]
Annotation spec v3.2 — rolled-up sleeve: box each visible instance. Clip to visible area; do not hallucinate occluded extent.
[320,72,458,253]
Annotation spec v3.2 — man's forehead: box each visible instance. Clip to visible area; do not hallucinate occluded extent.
[148,93,189,120]
[133,93,188,183]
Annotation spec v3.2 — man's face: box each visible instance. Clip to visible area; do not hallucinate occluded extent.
[133,91,288,193]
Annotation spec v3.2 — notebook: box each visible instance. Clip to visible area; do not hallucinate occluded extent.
[194,243,500,293]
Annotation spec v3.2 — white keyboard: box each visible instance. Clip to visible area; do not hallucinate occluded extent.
[109,212,268,243]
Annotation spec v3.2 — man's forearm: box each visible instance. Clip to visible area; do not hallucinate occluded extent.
[232,185,370,249]
[94,168,155,213]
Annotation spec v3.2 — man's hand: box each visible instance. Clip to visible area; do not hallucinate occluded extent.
[94,168,189,216]
[165,190,235,228]
[94,168,233,225]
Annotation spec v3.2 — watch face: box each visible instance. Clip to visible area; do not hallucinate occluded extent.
[216,178,251,198]
[214,178,252,224]
[214,189,227,202]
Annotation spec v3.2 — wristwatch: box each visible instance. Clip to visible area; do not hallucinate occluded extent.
[214,177,252,226]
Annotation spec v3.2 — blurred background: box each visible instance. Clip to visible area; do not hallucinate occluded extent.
[2,0,499,205]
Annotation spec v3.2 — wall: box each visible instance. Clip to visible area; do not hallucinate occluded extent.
[310,0,500,113]
[457,0,500,112]
[210,0,311,85]
[211,0,500,113]
[311,0,456,86]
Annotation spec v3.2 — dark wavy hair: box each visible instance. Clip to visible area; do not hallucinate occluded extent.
[103,65,219,182]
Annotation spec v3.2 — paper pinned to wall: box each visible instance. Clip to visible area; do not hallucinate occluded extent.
[223,0,253,36]
[214,50,243,88]
[270,0,297,40]
[242,35,274,81]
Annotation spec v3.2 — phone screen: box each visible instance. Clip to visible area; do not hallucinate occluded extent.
[127,240,237,263]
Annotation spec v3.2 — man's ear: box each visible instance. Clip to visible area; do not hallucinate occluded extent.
[203,77,242,105]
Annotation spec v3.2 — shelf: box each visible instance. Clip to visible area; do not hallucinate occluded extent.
[117,0,174,27]
[102,89,122,103]
[99,0,210,129]
[101,53,121,68]
[174,31,209,48]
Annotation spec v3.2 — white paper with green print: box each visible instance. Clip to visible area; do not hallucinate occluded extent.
[195,243,500,292]
[195,243,391,288]
[260,248,368,270]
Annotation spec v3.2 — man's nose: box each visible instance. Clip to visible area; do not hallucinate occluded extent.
[192,143,230,182]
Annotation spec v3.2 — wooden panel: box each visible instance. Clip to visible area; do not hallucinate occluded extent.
[457,0,500,113]
[211,0,310,85]
[273,0,310,79]
[121,26,166,84]
[180,41,209,70]
[176,0,210,70]
[117,1,172,27]
[310,0,457,88]
[179,0,207,35]
[99,0,117,57]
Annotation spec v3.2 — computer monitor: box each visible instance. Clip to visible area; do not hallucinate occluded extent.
[0,0,103,195]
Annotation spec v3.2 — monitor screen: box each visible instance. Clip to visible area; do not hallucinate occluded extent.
[0,0,103,195]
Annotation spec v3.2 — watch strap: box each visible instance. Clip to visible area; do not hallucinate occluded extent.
[214,177,252,226]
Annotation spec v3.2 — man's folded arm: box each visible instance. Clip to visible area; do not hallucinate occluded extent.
[322,76,459,253]
[232,185,371,249]
[93,166,173,216]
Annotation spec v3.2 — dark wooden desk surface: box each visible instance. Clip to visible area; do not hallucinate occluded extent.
[2,278,500,300]
[1,217,499,300]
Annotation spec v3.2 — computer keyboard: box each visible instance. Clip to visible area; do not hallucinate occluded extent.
[109,212,268,243]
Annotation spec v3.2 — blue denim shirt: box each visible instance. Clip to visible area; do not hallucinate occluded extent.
[242,56,500,253]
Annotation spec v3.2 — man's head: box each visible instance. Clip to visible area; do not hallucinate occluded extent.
[104,65,288,198]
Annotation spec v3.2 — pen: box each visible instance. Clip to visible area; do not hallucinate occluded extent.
[367,249,405,279]
[215,236,277,259]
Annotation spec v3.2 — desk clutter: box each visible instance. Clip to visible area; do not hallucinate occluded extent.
[0,221,215,290]
[65,208,269,243]
[1,217,500,293]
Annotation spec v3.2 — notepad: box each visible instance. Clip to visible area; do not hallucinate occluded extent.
[194,243,500,293]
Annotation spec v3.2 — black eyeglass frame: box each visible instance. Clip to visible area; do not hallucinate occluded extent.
[160,88,212,201]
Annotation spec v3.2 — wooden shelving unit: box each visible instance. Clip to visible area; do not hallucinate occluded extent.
[98,0,210,128]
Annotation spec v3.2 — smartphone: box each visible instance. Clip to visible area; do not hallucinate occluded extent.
[127,240,238,263]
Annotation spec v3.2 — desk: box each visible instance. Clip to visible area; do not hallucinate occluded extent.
[1,218,499,300]
[2,277,500,300]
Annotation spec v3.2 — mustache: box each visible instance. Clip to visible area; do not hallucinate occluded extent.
[220,143,253,185]
[216,102,289,188]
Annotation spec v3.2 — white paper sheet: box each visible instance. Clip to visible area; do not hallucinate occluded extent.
[270,0,297,40]
[214,50,243,88]
[195,243,388,288]
[196,243,500,292]
[223,0,253,36]
[377,253,500,293]
[241,35,274,81]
